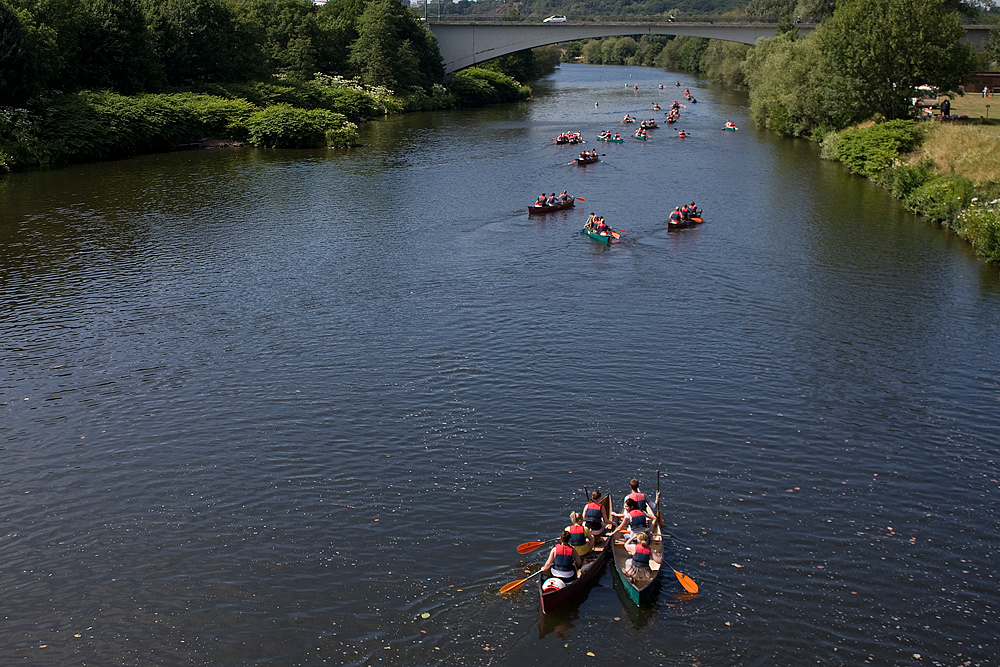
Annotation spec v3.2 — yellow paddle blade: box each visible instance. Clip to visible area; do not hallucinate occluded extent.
[673,568,699,594]
[499,577,528,595]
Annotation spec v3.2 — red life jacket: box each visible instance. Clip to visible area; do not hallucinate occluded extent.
[553,544,575,571]
[633,543,651,566]
[584,502,603,528]
[568,524,587,546]
[628,509,648,531]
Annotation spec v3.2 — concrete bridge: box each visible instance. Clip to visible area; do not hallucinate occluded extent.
[427,21,993,74]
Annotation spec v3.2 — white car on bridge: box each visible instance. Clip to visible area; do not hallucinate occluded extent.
[542,15,568,23]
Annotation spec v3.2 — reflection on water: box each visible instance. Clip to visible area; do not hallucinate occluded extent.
[2,64,1000,666]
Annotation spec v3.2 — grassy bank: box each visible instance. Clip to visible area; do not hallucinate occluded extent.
[822,117,1000,262]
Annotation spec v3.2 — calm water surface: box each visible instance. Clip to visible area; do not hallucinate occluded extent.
[2,64,1000,666]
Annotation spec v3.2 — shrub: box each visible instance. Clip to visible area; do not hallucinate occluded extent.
[243,104,352,148]
[449,68,530,107]
[876,159,934,199]
[954,198,1000,262]
[822,120,923,179]
[902,173,974,223]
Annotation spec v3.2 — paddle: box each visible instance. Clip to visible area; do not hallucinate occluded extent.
[576,197,585,202]
[515,538,555,555]
[499,567,545,595]
[656,469,663,527]
[613,227,629,234]
[669,565,699,594]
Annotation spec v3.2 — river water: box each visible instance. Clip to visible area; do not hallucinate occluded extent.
[2,63,999,666]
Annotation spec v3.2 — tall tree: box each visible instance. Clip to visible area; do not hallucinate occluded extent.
[0,0,39,104]
[348,0,442,91]
[141,0,265,85]
[818,0,977,120]
[76,0,160,92]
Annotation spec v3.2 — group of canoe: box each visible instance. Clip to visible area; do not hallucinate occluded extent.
[501,477,698,612]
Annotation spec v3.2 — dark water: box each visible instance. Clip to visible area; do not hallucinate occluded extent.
[2,63,999,666]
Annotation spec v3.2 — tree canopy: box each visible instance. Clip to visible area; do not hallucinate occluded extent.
[817,0,978,121]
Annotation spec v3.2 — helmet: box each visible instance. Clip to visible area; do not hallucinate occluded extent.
[542,578,566,592]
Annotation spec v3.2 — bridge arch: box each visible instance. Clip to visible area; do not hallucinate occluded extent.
[427,21,991,75]
[427,22,806,74]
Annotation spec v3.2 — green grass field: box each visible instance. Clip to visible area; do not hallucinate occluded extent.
[945,92,1000,122]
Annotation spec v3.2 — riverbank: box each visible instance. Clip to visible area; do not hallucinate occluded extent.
[819,114,1000,262]
[0,69,532,175]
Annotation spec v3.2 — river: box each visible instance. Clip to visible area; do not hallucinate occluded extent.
[2,63,999,666]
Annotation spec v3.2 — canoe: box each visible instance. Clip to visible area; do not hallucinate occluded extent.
[611,518,664,605]
[576,155,599,165]
[633,134,648,140]
[585,226,613,243]
[666,216,703,231]
[640,122,658,129]
[538,493,614,613]
[597,136,624,143]
[528,197,575,215]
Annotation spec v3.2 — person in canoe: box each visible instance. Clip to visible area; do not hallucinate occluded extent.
[670,101,686,111]
[724,120,739,131]
[623,532,662,584]
[688,201,703,219]
[542,531,582,582]
[680,203,691,221]
[583,490,611,537]
[612,497,650,538]
[669,207,682,224]
[677,130,688,138]
[626,478,659,516]
[546,193,558,205]
[566,512,595,558]
[579,149,590,160]
[560,190,570,202]
[652,103,661,110]
[595,217,610,234]
[536,193,548,206]
[622,114,635,123]
[614,132,622,141]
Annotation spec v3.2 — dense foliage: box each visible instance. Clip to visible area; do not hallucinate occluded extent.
[818,0,977,121]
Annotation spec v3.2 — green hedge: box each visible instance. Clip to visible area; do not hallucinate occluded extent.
[244,104,356,148]
[449,68,530,107]
[821,120,924,179]
[954,198,1000,262]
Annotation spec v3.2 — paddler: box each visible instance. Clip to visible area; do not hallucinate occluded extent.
[612,497,650,538]
[623,532,662,584]
[542,531,581,582]
[583,490,611,537]
[626,478,659,516]
[565,512,594,558]
[560,190,569,202]
[669,207,682,223]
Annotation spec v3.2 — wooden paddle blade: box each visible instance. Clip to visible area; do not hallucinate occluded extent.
[673,568,699,594]
[499,577,529,595]
[515,541,546,554]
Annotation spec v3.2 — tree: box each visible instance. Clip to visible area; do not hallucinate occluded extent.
[0,0,39,104]
[76,0,160,92]
[141,0,265,85]
[818,0,977,121]
[348,0,442,91]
